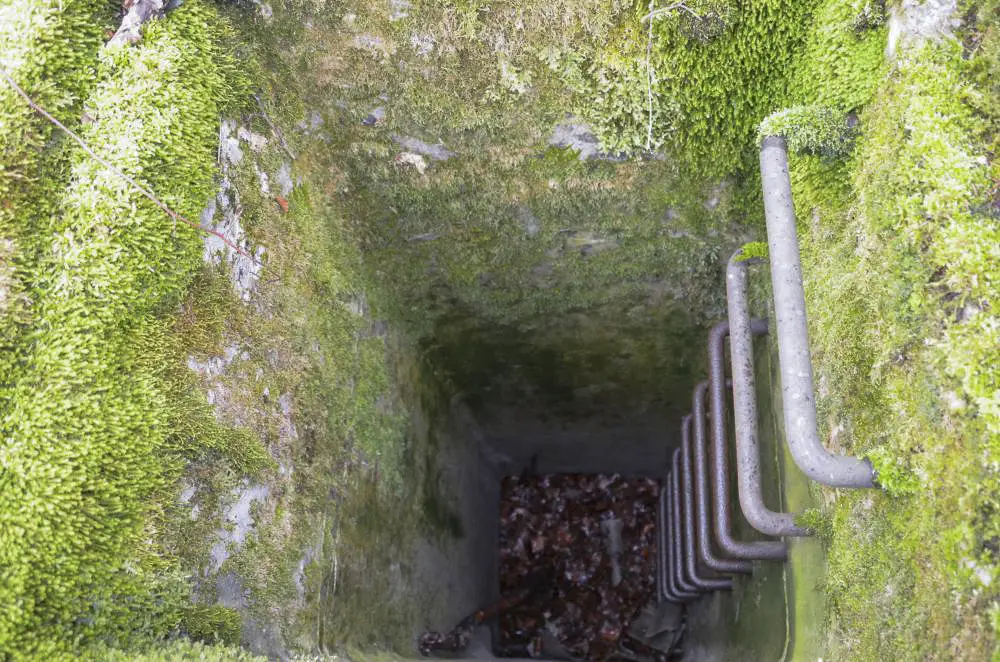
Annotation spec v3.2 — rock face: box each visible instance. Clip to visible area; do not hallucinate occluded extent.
[200,120,266,302]
[108,0,167,47]
[886,0,961,57]
[549,120,627,161]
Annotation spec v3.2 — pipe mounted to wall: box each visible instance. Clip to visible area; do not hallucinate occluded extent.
[675,442,732,591]
[759,136,876,489]
[725,259,811,537]
[691,382,754,575]
[666,484,703,597]
[708,321,787,561]
[658,486,698,602]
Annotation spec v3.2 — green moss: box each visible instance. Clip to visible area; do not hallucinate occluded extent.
[758,105,857,158]
[735,241,769,261]
[92,639,266,661]
[0,0,114,389]
[0,0,995,658]
[541,0,888,170]
[545,0,814,171]
[181,605,243,646]
[788,0,888,110]
[788,33,999,660]
[0,0,112,215]
[0,3,259,656]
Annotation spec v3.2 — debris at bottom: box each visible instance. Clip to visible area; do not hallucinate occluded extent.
[497,473,667,661]
[418,473,684,661]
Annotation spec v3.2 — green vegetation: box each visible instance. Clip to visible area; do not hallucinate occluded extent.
[95,639,267,661]
[758,105,857,159]
[183,605,244,646]
[0,0,113,396]
[0,0,996,658]
[781,10,1000,659]
[735,241,769,261]
[0,2,262,656]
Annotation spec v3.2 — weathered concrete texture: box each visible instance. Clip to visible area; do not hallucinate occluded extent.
[392,134,457,161]
[213,572,289,659]
[482,409,675,476]
[886,0,960,58]
[210,483,272,573]
[411,397,503,641]
[201,119,267,301]
[549,119,626,161]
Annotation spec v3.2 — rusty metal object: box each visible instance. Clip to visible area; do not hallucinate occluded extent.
[675,443,732,591]
[419,574,550,655]
[708,321,787,561]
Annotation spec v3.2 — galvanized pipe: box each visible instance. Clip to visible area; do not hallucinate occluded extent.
[759,136,876,489]
[692,381,754,574]
[656,487,672,602]
[726,256,811,537]
[670,470,701,595]
[678,428,732,591]
[709,321,788,561]
[658,485,694,602]
[666,483,702,598]
[668,476,703,595]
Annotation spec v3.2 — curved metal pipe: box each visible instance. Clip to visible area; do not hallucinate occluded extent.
[678,429,732,590]
[726,257,811,536]
[667,475,703,596]
[709,321,788,561]
[759,136,876,488]
[658,484,693,602]
[692,382,754,574]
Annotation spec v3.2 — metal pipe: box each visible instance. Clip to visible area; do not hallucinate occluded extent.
[692,381,754,574]
[759,136,876,489]
[678,429,732,590]
[667,475,702,596]
[709,321,788,561]
[657,485,692,602]
[662,481,699,601]
[726,256,811,536]
[656,487,671,602]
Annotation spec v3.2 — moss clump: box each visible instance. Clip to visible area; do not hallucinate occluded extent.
[0,0,114,391]
[789,0,888,110]
[794,507,833,544]
[735,241,769,261]
[549,0,815,171]
[0,3,258,656]
[758,105,857,158]
[790,34,999,658]
[538,0,888,169]
[851,0,887,33]
[93,639,266,661]
[181,605,243,646]
[0,0,111,210]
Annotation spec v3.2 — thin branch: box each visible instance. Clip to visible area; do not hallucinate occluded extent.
[0,66,259,262]
[254,93,297,160]
[641,2,701,22]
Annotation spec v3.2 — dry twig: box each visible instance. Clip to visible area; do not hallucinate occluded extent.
[0,66,259,262]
